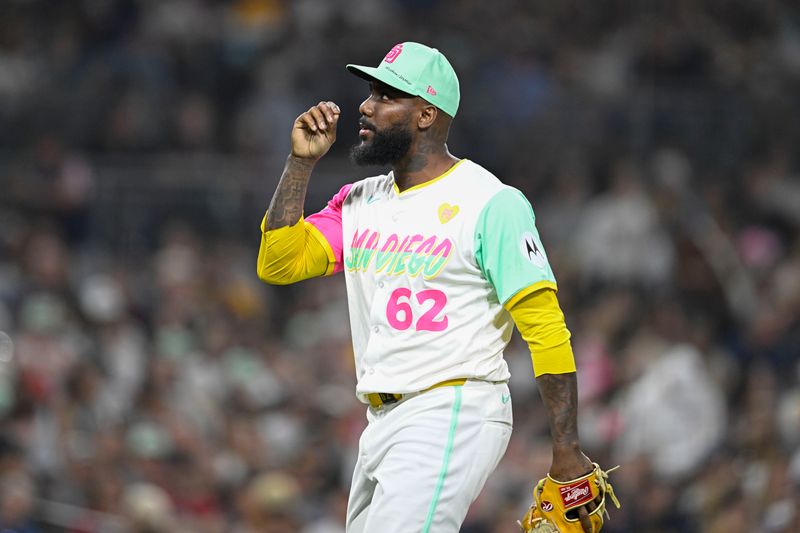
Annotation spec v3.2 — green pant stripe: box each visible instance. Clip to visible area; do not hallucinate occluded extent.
[421,386,462,533]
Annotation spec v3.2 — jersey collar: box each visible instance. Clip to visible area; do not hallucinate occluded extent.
[391,159,467,196]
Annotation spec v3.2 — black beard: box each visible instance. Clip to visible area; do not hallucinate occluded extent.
[350,123,413,166]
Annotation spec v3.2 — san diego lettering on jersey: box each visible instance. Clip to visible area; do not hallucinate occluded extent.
[344,228,453,279]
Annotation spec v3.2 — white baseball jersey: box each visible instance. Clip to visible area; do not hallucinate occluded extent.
[306,159,556,401]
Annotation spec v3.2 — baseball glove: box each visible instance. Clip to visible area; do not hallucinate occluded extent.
[518,463,620,533]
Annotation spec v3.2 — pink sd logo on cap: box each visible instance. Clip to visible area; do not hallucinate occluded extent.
[384,43,403,63]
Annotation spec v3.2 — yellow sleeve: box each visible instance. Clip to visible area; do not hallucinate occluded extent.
[256,214,334,285]
[505,286,577,377]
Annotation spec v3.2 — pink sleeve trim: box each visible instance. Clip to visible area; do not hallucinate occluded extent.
[306,183,352,273]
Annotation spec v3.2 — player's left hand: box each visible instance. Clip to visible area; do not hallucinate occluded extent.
[519,454,621,533]
[549,449,595,531]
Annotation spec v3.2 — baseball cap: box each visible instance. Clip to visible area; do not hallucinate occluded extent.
[347,42,460,117]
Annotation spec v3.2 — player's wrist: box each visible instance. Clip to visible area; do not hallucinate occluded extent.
[551,441,582,455]
[551,443,587,469]
[287,153,320,167]
[549,445,592,482]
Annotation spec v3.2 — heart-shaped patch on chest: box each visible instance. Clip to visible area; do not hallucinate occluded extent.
[438,203,460,224]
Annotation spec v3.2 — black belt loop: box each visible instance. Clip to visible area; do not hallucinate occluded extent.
[378,393,401,405]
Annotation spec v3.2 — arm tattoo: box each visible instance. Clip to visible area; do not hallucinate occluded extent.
[537,372,580,450]
[266,156,316,229]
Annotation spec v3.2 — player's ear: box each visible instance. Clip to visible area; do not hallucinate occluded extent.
[417,104,438,131]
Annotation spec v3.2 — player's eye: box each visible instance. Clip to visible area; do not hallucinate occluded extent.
[368,83,393,102]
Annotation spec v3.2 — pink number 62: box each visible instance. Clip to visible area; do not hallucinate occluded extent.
[386,288,448,332]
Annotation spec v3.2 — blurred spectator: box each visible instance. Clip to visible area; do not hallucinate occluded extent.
[121,482,181,533]
[0,472,40,532]
[572,157,675,287]
[233,471,301,533]
[614,333,726,480]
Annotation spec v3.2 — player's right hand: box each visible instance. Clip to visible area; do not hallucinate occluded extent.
[291,101,340,161]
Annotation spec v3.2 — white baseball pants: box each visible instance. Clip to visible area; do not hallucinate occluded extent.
[346,379,513,533]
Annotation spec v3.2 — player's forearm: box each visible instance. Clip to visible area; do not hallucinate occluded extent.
[266,155,316,230]
[536,372,581,455]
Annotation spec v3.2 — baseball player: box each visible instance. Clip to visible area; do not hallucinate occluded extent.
[258,42,610,533]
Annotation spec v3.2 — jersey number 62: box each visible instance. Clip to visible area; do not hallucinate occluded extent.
[386,288,448,332]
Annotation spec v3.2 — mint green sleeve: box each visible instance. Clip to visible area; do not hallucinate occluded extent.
[474,188,557,305]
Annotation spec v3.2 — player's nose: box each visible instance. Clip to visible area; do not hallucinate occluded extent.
[358,96,374,117]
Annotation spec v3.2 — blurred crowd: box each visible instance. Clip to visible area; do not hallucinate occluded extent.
[1,0,800,532]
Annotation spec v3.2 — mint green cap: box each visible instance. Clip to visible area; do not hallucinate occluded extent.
[347,42,460,117]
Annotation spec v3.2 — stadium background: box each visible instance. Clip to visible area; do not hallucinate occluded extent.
[1,1,799,531]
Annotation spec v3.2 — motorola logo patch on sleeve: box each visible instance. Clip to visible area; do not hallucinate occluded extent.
[520,232,546,268]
